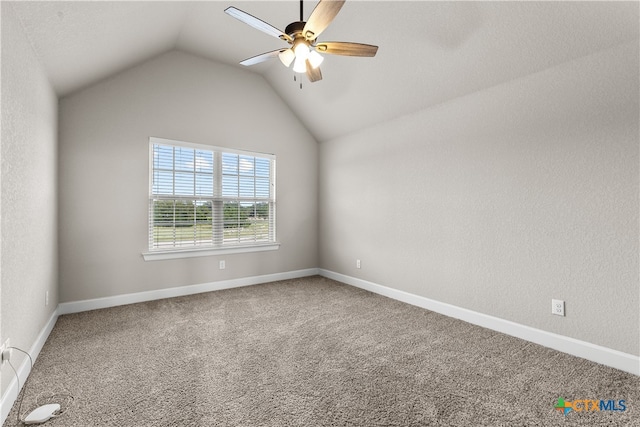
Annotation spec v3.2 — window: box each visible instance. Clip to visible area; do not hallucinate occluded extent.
[144,137,277,260]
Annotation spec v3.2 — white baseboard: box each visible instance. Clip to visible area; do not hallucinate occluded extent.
[1,308,59,424]
[58,268,320,315]
[319,269,640,376]
[2,266,635,427]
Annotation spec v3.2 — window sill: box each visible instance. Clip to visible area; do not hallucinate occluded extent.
[142,243,280,261]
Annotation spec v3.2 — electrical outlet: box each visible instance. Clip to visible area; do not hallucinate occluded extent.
[356,259,361,269]
[552,299,565,316]
[1,339,10,364]
[2,348,11,364]
[219,260,225,270]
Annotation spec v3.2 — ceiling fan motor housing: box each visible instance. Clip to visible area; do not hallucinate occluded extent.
[284,21,316,43]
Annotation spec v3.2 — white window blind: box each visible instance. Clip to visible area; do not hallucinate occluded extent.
[148,137,275,252]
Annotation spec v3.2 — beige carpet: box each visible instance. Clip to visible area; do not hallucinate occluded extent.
[4,276,639,426]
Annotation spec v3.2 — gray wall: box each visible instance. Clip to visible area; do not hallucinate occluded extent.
[319,41,639,356]
[1,3,59,394]
[58,50,318,302]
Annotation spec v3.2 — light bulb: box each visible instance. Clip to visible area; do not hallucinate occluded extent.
[293,56,307,73]
[278,49,295,67]
[307,50,324,69]
[293,40,310,61]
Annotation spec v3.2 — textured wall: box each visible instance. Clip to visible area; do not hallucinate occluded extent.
[319,41,639,355]
[1,3,59,394]
[58,50,318,302]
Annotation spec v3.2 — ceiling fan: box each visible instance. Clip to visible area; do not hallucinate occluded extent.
[224,0,378,83]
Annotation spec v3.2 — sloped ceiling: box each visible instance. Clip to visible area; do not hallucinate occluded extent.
[7,1,639,142]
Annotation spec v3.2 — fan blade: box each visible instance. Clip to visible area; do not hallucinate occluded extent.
[306,60,323,82]
[315,42,378,57]
[240,49,285,66]
[225,7,292,42]
[303,0,345,41]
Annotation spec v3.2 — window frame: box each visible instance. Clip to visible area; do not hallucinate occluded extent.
[142,137,278,261]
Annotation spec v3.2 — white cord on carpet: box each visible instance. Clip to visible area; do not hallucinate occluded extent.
[5,347,75,425]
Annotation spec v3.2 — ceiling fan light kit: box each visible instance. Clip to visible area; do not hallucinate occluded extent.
[224,0,378,83]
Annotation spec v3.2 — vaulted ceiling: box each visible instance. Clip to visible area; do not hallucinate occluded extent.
[7,1,639,142]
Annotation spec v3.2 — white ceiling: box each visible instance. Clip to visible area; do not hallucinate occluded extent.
[8,1,639,142]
